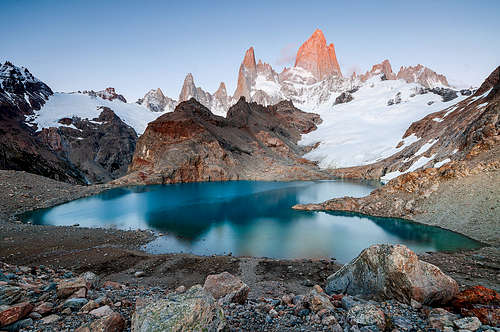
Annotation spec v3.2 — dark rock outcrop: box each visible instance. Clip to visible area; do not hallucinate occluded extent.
[334,92,353,105]
[0,62,86,184]
[83,87,127,103]
[117,98,328,185]
[37,107,138,184]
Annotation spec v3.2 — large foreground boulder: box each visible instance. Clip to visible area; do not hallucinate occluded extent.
[203,272,249,304]
[325,244,458,305]
[131,285,226,332]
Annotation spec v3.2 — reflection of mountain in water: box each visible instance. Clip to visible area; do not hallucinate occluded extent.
[144,185,317,240]
[325,211,482,251]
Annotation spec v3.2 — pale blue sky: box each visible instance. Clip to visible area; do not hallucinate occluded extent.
[1,0,499,101]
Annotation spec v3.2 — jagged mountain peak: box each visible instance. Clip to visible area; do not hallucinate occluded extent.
[396,64,449,88]
[360,59,396,81]
[294,29,342,80]
[242,47,257,71]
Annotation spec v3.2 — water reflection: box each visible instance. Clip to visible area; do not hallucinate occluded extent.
[22,180,482,263]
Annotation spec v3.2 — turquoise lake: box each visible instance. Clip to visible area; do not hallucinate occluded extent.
[22,180,482,263]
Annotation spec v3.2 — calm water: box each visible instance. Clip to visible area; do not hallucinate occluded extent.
[23,180,482,263]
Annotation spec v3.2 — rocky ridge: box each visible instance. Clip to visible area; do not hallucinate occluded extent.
[83,88,127,103]
[116,98,328,185]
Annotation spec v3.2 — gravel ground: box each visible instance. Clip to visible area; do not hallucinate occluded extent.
[415,169,500,247]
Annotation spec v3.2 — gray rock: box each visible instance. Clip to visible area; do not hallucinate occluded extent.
[325,244,459,305]
[347,303,386,330]
[1,318,33,332]
[62,297,88,311]
[131,285,226,331]
[454,317,482,331]
[0,285,23,305]
[428,308,458,330]
[80,271,99,289]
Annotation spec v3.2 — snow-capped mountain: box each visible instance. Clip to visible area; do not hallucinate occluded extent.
[30,89,161,135]
[137,88,177,113]
[298,76,470,169]
[130,28,472,175]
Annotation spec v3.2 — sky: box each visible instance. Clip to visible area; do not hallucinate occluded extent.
[1,0,499,102]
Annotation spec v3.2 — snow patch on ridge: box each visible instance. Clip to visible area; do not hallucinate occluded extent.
[381,153,437,183]
[30,92,162,134]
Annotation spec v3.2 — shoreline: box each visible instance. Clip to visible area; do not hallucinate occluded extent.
[1,169,498,298]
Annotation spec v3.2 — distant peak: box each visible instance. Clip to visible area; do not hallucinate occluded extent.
[294,29,342,80]
[242,47,257,70]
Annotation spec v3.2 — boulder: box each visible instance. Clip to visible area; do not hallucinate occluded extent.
[90,305,115,317]
[75,312,125,332]
[428,308,458,330]
[308,286,334,313]
[80,272,100,289]
[33,301,53,315]
[57,278,89,298]
[0,302,33,327]
[453,316,481,331]
[61,298,88,311]
[325,244,458,305]
[131,285,226,331]
[346,303,386,330]
[0,285,23,305]
[203,272,249,304]
[41,314,61,324]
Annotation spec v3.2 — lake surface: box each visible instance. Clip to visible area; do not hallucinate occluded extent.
[23,180,482,263]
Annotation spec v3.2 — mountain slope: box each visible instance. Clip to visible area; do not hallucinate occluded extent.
[0,62,86,183]
[293,66,500,246]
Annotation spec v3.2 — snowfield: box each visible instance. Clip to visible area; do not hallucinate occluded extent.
[29,92,163,134]
[299,77,467,169]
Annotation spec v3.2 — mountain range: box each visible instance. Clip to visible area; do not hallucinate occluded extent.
[138,29,456,116]
[1,29,490,187]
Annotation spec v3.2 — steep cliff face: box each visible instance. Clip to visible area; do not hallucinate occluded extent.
[38,107,138,183]
[118,98,327,185]
[0,62,86,184]
[294,29,342,80]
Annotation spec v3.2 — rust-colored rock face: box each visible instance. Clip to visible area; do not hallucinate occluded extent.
[234,47,257,100]
[294,29,342,81]
[118,98,328,185]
